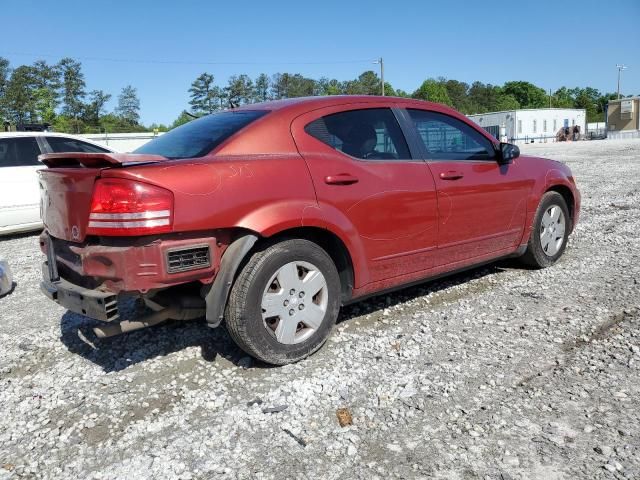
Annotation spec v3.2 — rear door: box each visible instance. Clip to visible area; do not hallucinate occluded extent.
[0,137,44,231]
[405,108,530,265]
[291,105,438,287]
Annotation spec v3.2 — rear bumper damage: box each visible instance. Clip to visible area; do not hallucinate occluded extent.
[39,231,222,336]
[39,232,219,294]
[39,231,258,336]
[41,261,206,337]
[40,263,119,321]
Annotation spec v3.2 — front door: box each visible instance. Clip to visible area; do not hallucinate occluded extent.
[291,105,439,287]
[405,108,531,266]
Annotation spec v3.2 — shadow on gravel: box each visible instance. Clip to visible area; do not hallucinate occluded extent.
[338,262,511,323]
[59,259,516,372]
[59,310,261,373]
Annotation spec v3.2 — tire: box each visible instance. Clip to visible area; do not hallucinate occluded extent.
[520,191,571,268]
[225,239,341,365]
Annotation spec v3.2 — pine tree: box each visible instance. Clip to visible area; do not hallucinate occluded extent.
[189,73,221,114]
[4,65,37,124]
[253,73,270,102]
[57,57,86,119]
[115,85,140,125]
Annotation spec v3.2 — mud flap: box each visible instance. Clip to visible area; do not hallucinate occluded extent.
[204,234,258,328]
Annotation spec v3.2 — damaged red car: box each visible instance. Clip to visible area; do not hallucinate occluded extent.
[39,96,580,364]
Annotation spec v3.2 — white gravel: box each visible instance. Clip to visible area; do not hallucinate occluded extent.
[0,139,639,480]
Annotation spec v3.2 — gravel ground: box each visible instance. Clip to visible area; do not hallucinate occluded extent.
[0,139,639,480]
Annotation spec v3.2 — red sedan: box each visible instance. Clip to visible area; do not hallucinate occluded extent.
[38,96,580,364]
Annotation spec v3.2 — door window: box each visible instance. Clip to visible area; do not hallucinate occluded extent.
[46,136,110,153]
[407,109,496,161]
[0,137,42,167]
[305,108,411,160]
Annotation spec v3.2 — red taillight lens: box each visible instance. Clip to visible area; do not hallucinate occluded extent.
[87,178,174,236]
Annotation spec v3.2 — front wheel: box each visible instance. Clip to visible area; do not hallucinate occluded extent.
[225,239,341,365]
[520,191,571,268]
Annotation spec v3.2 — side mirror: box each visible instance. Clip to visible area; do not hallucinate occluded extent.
[497,142,520,165]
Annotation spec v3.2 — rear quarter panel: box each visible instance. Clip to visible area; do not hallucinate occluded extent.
[101,154,319,235]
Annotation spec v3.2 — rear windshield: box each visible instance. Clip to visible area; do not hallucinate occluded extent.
[134,110,269,159]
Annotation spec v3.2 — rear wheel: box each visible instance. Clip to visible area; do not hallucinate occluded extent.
[520,191,570,268]
[226,239,341,365]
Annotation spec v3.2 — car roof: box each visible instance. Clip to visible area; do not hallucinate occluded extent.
[234,95,472,127]
[0,131,85,138]
[236,95,444,112]
[0,131,115,151]
[215,95,498,156]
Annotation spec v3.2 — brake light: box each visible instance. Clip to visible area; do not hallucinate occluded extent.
[87,178,173,236]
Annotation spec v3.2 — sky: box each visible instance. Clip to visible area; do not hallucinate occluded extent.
[2,0,639,125]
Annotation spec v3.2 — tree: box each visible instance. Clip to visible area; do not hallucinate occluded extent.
[573,87,601,122]
[189,72,220,114]
[4,66,37,124]
[317,77,343,96]
[551,87,574,108]
[443,79,470,112]
[171,110,195,129]
[357,70,382,95]
[148,122,169,132]
[115,85,141,125]
[225,74,254,106]
[253,73,270,102]
[270,73,316,99]
[29,60,61,124]
[383,82,397,97]
[57,57,86,119]
[32,60,60,94]
[34,88,57,124]
[84,90,112,126]
[502,81,547,108]
[412,79,452,105]
[0,57,11,121]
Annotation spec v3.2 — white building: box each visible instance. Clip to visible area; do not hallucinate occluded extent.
[467,108,586,144]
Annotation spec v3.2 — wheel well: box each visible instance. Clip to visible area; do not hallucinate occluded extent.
[260,227,355,303]
[546,185,574,226]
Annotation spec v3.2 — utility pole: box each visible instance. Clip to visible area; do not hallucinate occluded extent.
[616,64,627,99]
[549,89,552,108]
[374,57,384,96]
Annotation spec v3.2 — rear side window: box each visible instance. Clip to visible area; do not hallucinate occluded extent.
[305,108,411,160]
[134,110,269,159]
[46,136,110,153]
[0,137,42,167]
[407,109,495,160]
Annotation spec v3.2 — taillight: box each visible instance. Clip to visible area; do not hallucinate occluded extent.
[86,178,173,236]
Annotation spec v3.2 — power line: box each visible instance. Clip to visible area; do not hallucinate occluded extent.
[0,51,375,66]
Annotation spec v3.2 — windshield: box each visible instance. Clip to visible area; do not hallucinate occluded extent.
[134,110,269,159]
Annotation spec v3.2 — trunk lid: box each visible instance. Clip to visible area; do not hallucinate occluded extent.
[38,153,167,242]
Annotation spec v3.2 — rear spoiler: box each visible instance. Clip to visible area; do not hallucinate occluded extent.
[39,152,168,168]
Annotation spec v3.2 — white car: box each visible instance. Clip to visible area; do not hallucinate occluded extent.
[0,132,116,236]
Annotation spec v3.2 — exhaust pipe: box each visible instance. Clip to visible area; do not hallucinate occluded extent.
[93,307,177,338]
[93,295,206,338]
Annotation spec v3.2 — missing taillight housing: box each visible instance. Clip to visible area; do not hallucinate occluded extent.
[86,178,174,236]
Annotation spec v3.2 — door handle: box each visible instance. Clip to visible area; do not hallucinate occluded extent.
[324,174,359,185]
[439,171,464,180]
